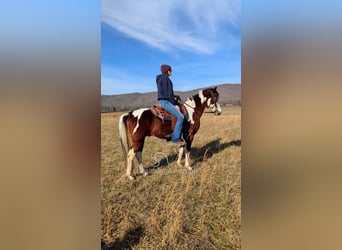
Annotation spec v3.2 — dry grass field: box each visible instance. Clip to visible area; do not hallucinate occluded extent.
[101,106,241,249]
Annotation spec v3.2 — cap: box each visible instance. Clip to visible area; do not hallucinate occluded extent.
[160,64,172,74]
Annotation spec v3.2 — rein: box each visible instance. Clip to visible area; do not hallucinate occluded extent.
[183,96,196,109]
[184,101,195,109]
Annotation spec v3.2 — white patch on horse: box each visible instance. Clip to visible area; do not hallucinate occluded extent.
[199,90,207,104]
[216,103,222,113]
[206,97,212,107]
[185,97,196,109]
[184,98,195,124]
[210,103,217,111]
[126,148,135,180]
[132,108,149,134]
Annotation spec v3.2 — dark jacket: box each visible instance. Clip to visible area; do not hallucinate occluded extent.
[156,73,177,105]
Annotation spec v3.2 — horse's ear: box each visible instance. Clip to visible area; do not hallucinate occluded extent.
[213,86,217,91]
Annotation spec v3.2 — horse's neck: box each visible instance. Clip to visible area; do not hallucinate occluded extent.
[194,105,206,118]
[193,96,207,118]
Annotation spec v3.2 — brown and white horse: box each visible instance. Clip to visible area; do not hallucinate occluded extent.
[119,87,220,180]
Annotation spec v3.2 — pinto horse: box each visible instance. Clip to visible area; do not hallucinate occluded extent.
[119,87,220,180]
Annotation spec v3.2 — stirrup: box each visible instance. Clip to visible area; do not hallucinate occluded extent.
[165,134,172,141]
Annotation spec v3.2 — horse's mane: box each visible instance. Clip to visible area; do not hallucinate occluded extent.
[186,87,218,106]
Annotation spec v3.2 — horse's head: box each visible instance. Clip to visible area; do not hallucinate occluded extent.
[200,87,220,108]
[210,102,222,115]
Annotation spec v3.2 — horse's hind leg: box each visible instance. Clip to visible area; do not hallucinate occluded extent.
[127,148,136,180]
[136,151,148,176]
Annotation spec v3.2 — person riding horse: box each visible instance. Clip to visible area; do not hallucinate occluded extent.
[119,86,220,180]
[156,64,185,146]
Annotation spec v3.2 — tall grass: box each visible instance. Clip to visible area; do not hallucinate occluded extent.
[101,107,241,249]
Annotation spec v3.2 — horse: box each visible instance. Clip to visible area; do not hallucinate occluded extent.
[119,87,220,180]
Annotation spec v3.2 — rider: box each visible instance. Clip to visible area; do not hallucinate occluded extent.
[156,64,185,145]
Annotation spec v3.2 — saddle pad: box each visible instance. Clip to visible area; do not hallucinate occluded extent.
[151,104,191,123]
[151,104,172,122]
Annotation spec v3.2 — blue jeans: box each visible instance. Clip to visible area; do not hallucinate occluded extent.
[158,100,184,142]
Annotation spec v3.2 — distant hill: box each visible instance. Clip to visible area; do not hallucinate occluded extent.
[101,83,240,112]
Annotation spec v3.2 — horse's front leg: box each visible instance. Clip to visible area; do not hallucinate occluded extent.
[184,137,194,171]
[177,146,184,167]
[184,148,192,171]
[136,151,148,176]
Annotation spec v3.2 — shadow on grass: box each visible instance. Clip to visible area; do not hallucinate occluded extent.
[146,138,241,171]
[191,138,241,164]
[101,226,145,250]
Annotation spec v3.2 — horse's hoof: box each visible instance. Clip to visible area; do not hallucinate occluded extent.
[143,172,149,176]
[177,162,183,167]
[186,166,193,171]
[128,175,135,181]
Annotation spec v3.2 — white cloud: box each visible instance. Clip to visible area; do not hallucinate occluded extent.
[102,0,240,55]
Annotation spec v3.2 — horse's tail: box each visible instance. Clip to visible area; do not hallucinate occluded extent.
[119,113,130,159]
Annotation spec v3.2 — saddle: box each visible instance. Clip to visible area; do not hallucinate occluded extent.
[151,104,188,131]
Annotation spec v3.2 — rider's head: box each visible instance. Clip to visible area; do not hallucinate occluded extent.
[160,64,172,74]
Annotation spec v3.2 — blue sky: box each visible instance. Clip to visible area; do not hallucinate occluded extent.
[101,0,241,95]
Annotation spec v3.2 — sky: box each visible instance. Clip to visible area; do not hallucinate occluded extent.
[101,0,241,95]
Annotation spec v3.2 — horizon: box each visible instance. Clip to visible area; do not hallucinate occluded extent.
[101,83,240,96]
[101,1,241,95]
